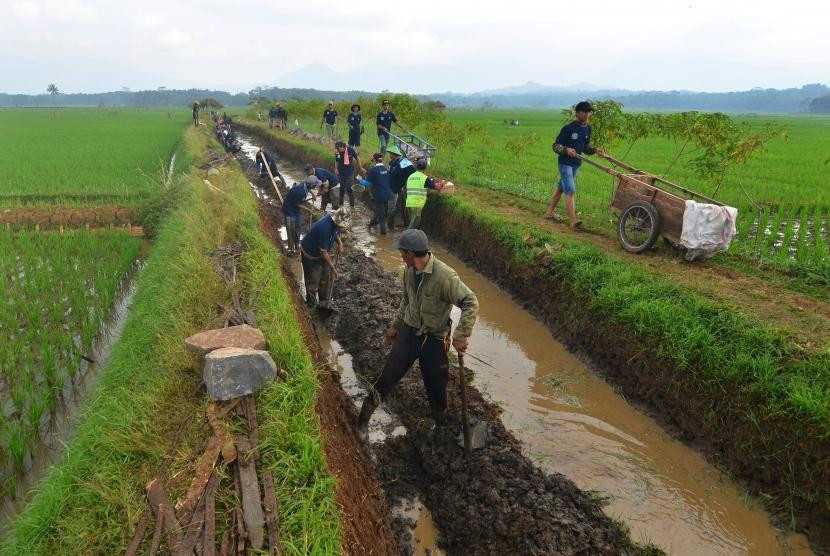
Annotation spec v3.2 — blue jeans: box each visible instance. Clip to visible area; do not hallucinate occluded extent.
[557,163,580,195]
[378,133,389,154]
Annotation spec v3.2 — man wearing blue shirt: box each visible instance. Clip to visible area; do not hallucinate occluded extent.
[365,153,392,234]
[347,104,362,149]
[300,207,350,308]
[334,141,364,209]
[283,176,321,255]
[305,164,339,211]
[376,99,397,155]
[268,106,278,129]
[546,101,604,228]
[321,101,338,143]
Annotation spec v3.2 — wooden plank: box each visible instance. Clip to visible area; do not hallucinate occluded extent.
[262,470,282,556]
[203,471,218,556]
[146,479,183,552]
[236,437,265,550]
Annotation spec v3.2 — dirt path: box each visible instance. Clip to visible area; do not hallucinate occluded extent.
[464,185,830,351]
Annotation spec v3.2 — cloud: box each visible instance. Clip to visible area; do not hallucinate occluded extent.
[11,1,42,19]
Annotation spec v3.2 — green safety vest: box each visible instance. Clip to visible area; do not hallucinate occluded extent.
[405,171,428,208]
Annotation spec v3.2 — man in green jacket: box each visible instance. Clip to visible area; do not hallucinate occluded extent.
[356,229,479,439]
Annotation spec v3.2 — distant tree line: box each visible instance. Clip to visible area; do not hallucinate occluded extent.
[2,83,828,113]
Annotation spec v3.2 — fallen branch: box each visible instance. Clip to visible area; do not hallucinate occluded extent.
[146,478,183,552]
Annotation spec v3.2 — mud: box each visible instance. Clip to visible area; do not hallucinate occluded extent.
[0,204,135,229]
[323,251,642,555]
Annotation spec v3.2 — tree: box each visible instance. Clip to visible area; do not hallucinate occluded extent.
[46,84,59,95]
[808,94,830,114]
[504,133,541,196]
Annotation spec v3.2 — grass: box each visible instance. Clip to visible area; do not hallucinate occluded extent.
[0,108,189,203]
[0,230,142,497]
[1,125,341,554]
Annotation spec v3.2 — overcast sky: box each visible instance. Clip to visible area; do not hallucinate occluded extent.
[2,0,828,95]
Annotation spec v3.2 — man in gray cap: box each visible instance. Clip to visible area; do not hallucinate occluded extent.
[356,229,479,439]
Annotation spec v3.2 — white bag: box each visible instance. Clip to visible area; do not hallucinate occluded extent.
[680,200,738,261]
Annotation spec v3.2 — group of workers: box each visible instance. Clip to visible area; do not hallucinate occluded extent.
[242,99,605,441]
[312,98,406,155]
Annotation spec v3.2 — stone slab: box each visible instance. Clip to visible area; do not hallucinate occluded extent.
[203,347,277,401]
[185,324,266,356]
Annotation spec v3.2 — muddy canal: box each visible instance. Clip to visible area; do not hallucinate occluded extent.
[238,135,812,555]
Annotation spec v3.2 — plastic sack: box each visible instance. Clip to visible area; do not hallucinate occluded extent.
[680,200,738,261]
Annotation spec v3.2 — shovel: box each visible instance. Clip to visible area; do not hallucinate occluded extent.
[316,253,340,318]
[457,352,490,455]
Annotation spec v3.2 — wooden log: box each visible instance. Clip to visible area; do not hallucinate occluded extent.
[146,478,183,552]
[235,507,248,553]
[236,436,265,550]
[262,470,282,556]
[125,508,151,556]
[147,506,165,556]
[219,531,232,556]
[203,470,218,556]
[177,433,224,523]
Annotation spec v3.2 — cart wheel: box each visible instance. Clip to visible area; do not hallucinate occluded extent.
[618,201,661,253]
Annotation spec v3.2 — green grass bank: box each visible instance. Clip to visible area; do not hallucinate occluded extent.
[0,125,340,554]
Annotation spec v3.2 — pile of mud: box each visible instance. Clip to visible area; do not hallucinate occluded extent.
[0,205,135,229]
[326,251,646,555]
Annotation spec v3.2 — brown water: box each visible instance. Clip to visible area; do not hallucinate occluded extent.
[252,146,814,555]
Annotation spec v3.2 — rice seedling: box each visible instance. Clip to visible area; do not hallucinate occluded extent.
[0,229,142,497]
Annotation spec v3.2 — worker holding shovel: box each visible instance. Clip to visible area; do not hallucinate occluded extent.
[283,175,321,256]
[356,229,479,440]
[299,207,350,308]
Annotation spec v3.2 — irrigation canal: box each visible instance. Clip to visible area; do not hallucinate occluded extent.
[238,135,813,555]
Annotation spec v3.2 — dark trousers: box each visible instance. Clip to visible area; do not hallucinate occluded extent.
[301,253,331,306]
[320,191,332,211]
[339,174,355,208]
[371,200,388,234]
[371,325,449,412]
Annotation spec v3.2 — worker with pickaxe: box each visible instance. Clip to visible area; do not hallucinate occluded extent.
[356,229,479,440]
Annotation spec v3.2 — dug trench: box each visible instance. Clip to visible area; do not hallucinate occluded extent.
[230,140,653,554]
[236,120,827,554]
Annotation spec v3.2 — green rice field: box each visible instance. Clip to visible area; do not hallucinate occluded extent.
[436,110,830,276]
[0,108,189,203]
[0,229,142,498]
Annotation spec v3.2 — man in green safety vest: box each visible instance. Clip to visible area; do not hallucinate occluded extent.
[404,159,437,229]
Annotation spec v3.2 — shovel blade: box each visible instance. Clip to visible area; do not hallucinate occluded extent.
[457,420,490,451]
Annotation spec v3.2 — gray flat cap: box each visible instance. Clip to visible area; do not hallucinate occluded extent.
[394,229,429,251]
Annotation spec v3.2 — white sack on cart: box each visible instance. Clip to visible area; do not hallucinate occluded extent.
[680,200,738,261]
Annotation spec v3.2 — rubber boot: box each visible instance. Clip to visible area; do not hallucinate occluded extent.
[356,395,378,442]
[429,408,448,439]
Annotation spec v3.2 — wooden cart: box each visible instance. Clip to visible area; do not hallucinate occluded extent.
[578,153,725,253]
